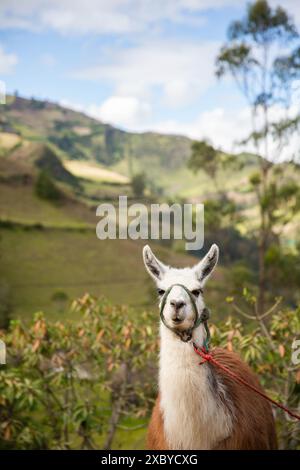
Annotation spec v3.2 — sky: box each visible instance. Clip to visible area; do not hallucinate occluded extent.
[0,0,300,153]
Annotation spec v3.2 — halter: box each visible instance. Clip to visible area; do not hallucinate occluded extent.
[159,283,210,351]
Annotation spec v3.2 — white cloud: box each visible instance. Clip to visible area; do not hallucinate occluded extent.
[59,98,86,113]
[147,108,250,152]
[0,45,18,74]
[59,95,152,129]
[88,95,152,128]
[149,103,300,161]
[75,39,220,106]
[1,1,299,35]
[0,1,242,34]
[163,79,193,107]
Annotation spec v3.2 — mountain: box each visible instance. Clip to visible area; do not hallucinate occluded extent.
[0,94,298,322]
[31,143,79,185]
[1,95,191,170]
[1,94,263,200]
[7,141,79,186]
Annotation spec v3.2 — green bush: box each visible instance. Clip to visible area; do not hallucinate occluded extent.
[51,290,69,303]
[0,281,12,329]
[131,173,146,198]
[34,171,61,202]
[51,291,69,312]
[0,295,299,449]
[0,296,157,449]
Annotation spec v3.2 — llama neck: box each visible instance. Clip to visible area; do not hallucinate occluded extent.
[159,324,233,450]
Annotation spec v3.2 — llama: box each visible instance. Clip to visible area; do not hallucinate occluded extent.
[143,244,277,450]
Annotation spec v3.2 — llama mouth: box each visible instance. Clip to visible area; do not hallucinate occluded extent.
[171,321,188,331]
[172,318,184,324]
[177,330,193,342]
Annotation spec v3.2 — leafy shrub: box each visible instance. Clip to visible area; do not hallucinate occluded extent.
[131,173,146,198]
[34,171,61,202]
[0,281,12,329]
[0,295,299,449]
[29,98,46,110]
[0,296,157,449]
[211,304,300,449]
[51,291,69,303]
[51,291,69,312]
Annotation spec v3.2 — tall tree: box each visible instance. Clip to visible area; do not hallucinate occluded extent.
[216,0,300,313]
[188,140,220,190]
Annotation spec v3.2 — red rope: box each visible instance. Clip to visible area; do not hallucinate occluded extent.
[193,344,300,421]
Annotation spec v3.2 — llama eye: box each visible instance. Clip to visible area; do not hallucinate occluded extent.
[192,289,203,297]
[157,289,165,296]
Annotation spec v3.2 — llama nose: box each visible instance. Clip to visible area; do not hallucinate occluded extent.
[170,300,186,311]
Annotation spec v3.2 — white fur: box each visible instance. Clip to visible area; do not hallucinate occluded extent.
[159,324,233,449]
[143,244,233,450]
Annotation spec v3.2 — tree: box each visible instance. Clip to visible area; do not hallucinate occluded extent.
[0,281,12,329]
[216,0,300,313]
[188,140,220,189]
[188,140,238,193]
[34,170,61,202]
[131,172,146,198]
[51,291,69,313]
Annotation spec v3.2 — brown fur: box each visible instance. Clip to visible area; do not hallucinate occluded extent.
[147,347,277,450]
[147,394,169,450]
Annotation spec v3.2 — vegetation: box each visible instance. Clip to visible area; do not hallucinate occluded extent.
[188,140,233,191]
[51,291,69,312]
[216,0,300,314]
[131,172,146,198]
[35,171,61,202]
[0,296,157,449]
[10,142,79,187]
[0,225,199,320]
[0,294,299,449]
[0,281,12,329]
[2,96,190,170]
[0,0,299,451]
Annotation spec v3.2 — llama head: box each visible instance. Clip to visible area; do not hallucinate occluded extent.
[143,244,219,335]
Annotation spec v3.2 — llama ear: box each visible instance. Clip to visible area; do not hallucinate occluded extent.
[193,244,219,285]
[143,245,167,281]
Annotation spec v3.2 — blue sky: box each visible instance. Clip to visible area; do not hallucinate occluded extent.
[0,0,299,152]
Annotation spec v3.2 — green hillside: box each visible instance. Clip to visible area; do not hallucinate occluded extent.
[1,95,264,200]
[0,132,210,320]
[1,226,206,320]
[9,141,79,186]
[0,159,226,322]
[0,94,298,323]
[1,95,191,170]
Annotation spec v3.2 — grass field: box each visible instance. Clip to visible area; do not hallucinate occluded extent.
[0,228,147,319]
[0,162,261,324]
[1,168,228,321]
[0,183,94,227]
[0,132,21,150]
[112,154,257,201]
[64,160,130,184]
[0,223,209,319]
[80,180,132,204]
